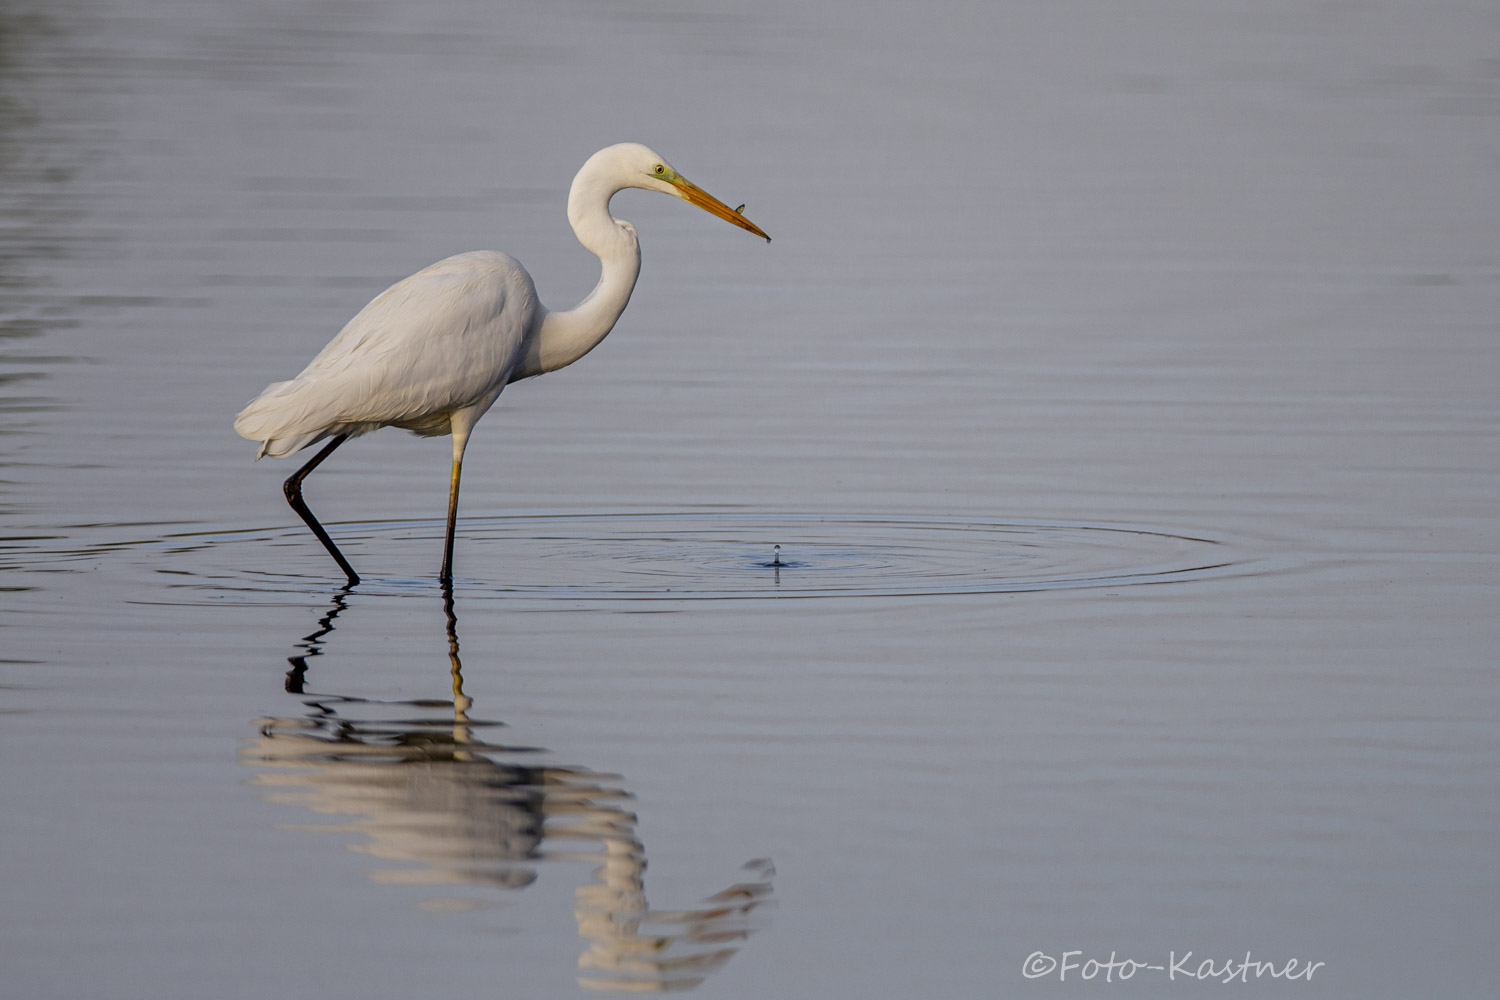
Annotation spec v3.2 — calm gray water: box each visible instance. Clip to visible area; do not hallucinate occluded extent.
[3,0,1498,996]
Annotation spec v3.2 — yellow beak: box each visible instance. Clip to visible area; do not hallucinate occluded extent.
[675,178,771,242]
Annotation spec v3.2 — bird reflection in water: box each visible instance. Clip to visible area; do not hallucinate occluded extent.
[243,588,774,992]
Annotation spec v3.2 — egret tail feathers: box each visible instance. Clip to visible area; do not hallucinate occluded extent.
[234,378,343,459]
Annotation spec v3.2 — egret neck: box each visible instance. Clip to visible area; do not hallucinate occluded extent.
[518,162,643,379]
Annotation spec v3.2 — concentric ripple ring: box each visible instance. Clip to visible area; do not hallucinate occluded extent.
[164,511,1256,600]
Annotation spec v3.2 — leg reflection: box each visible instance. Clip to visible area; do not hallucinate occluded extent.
[246,587,774,992]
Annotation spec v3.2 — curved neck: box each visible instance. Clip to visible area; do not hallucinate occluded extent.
[519,173,642,379]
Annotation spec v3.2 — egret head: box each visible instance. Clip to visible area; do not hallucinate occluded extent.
[593,142,770,242]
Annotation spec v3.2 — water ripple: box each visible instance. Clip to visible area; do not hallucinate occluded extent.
[15,511,1269,602]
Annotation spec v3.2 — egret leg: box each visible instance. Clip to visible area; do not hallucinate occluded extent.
[439,423,477,584]
[440,451,463,583]
[282,434,360,588]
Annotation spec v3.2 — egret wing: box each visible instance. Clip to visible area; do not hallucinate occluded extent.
[235,251,538,457]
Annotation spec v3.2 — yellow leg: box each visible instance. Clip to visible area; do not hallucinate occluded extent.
[440,451,463,583]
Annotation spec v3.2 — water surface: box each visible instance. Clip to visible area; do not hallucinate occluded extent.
[2,1,1497,997]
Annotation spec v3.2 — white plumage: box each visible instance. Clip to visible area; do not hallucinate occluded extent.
[234,143,769,586]
[236,251,537,458]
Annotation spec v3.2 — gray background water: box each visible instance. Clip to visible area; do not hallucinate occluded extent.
[3,0,1497,996]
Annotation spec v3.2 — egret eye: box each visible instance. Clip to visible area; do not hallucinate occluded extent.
[653,164,666,176]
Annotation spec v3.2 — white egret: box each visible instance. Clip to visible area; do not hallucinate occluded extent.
[235,143,769,587]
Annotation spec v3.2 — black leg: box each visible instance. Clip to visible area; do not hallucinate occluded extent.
[282,434,360,587]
